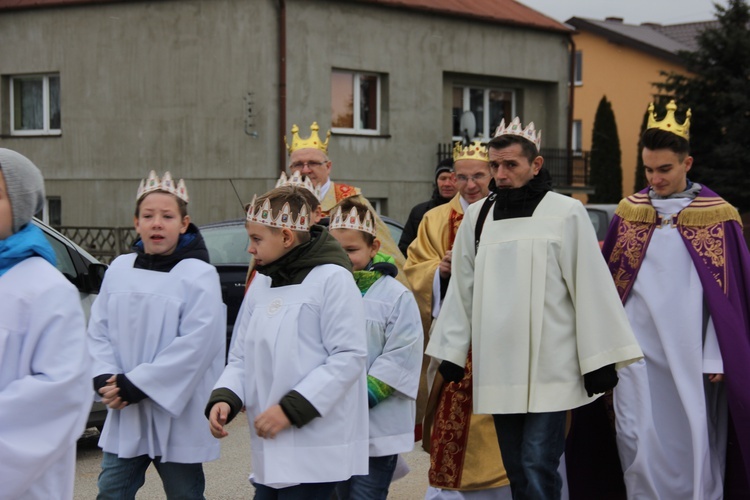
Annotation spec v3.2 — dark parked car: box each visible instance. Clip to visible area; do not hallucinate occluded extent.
[585,204,618,245]
[200,216,405,350]
[32,218,108,431]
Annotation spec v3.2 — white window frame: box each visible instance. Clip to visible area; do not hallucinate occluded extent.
[452,86,516,142]
[10,74,61,136]
[331,70,381,135]
[572,120,583,156]
[574,51,583,86]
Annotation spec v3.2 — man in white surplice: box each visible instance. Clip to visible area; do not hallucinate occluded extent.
[426,117,642,500]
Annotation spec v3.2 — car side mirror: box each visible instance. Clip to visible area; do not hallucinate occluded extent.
[86,263,107,293]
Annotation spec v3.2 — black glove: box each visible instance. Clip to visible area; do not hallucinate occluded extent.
[438,360,465,384]
[93,373,113,393]
[584,364,618,397]
[116,374,148,404]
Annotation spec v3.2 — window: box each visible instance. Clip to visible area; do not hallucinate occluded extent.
[572,120,583,154]
[331,70,381,134]
[10,74,61,136]
[574,51,583,85]
[452,86,515,140]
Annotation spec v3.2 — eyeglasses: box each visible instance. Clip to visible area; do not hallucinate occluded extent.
[290,160,326,170]
[455,173,488,183]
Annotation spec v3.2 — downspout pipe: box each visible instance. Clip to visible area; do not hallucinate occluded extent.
[278,0,287,174]
[567,33,576,185]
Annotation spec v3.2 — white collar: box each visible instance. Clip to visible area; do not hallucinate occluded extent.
[459,196,470,212]
[318,178,332,200]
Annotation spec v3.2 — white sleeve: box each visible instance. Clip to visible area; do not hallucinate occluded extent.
[292,269,368,417]
[368,287,424,399]
[87,271,119,384]
[0,279,91,499]
[214,286,255,403]
[431,268,442,318]
[425,210,475,367]
[703,316,724,374]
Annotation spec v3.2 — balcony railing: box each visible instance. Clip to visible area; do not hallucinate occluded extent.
[437,143,591,191]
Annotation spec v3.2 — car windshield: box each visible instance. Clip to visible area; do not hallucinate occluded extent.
[202,224,252,265]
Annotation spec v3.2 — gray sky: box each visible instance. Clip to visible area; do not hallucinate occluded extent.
[517,0,725,25]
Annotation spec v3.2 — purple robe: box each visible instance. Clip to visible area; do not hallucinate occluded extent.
[601,185,750,496]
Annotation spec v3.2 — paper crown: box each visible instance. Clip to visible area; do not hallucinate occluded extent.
[246,195,310,232]
[491,117,542,150]
[275,171,320,200]
[285,121,331,154]
[329,205,376,236]
[453,140,489,163]
[647,100,690,140]
[136,171,189,203]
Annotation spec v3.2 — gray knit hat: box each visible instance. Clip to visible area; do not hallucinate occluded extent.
[0,148,45,234]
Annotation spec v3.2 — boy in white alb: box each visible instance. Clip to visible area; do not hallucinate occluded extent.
[0,148,91,500]
[329,198,423,500]
[88,171,225,499]
[207,185,369,499]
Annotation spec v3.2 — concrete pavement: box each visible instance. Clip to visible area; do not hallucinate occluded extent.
[75,416,431,499]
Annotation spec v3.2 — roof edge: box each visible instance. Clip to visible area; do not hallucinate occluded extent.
[567,16,686,66]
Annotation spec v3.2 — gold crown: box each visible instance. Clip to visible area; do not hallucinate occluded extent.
[647,100,690,140]
[492,117,542,149]
[285,121,331,154]
[275,171,321,200]
[329,205,376,236]
[246,195,310,232]
[453,140,489,162]
[136,171,189,203]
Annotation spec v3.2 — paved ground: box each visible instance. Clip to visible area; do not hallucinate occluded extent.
[75,417,431,499]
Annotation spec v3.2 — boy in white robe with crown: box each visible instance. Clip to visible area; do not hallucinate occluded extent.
[207,185,369,498]
[329,198,423,499]
[88,172,225,498]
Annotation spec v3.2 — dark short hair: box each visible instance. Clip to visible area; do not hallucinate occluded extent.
[135,191,188,218]
[640,128,690,157]
[487,135,539,163]
[331,197,376,246]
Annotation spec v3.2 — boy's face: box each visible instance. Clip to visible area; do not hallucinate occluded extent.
[0,171,13,239]
[330,228,379,272]
[134,192,189,256]
[643,147,692,197]
[246,222,292,266]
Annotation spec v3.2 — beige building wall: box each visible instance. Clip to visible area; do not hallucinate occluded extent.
[573,29,687,198]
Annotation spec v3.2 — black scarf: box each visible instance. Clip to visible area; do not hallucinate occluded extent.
[255,225,353,287]
[132,223,210,272]
[490,168,553,221]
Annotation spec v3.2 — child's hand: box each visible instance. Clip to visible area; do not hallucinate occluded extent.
[254,404,291,439]
[209,403,231,439]
[99,375,128,410]
[708,373,724,383]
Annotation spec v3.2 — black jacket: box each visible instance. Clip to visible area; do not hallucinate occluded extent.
[398,189,452,256]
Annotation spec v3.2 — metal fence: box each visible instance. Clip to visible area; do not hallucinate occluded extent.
[437,143,590,189]
[58,227,138,264]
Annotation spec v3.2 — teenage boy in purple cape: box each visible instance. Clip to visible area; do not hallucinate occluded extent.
[596,100,750,499]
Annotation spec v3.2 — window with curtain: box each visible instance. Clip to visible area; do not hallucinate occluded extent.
[11,74,61,136]
[331,70,382,134]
